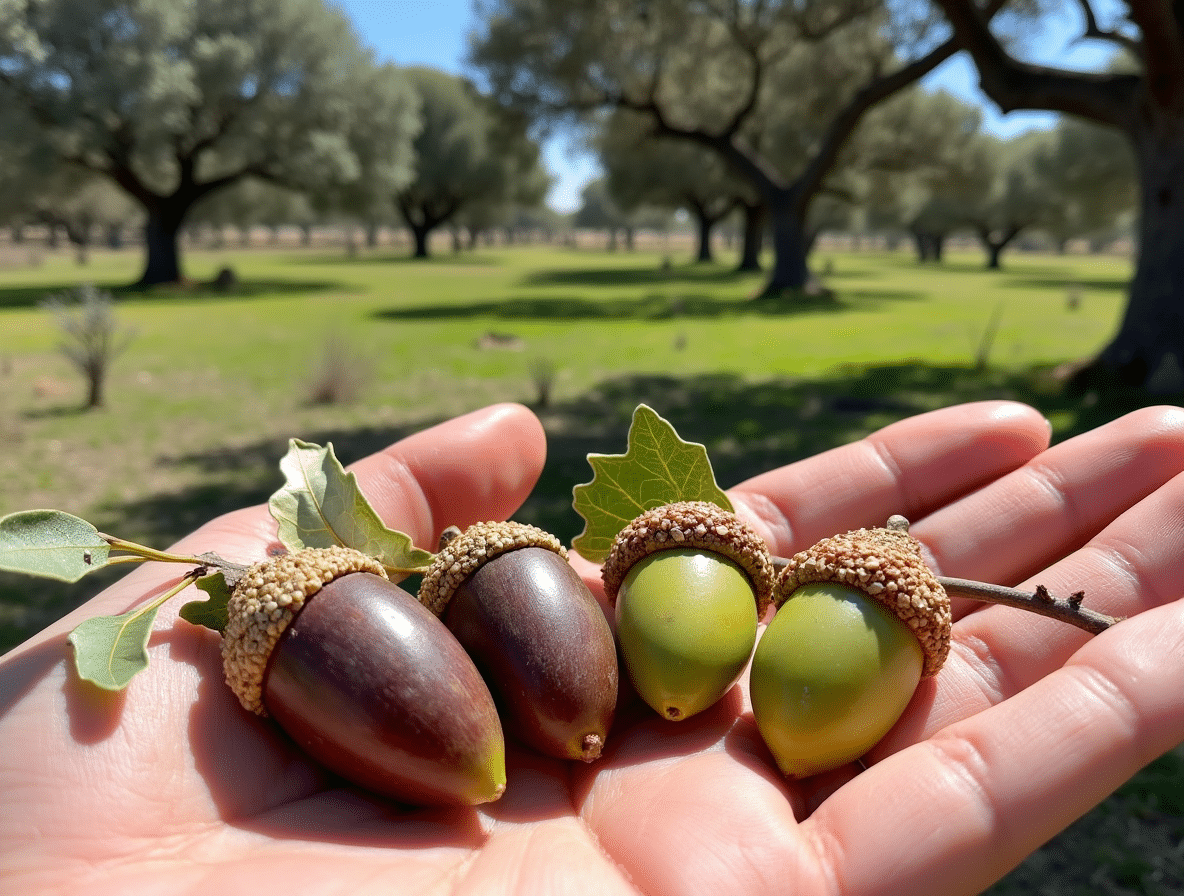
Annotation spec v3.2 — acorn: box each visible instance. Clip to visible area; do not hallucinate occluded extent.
[602,501,776,721]
[418,521,618,762]
[749,517,951,778]
[221,545,506,807]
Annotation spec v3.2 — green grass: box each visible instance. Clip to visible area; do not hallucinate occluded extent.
[0,239,1179,895]
[0,242,1155,644]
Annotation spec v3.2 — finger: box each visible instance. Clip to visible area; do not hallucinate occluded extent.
[730,401,1050,558]
[806,598,1184,896]
[348,401,547,550]
[915,405,1184,602]
[580,703,827,896]
[873,463,1184,756]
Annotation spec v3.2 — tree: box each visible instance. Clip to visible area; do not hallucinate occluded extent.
[596,110,752,263]
[396,67,547,258]
[1032,117,1136,252]
[573,178,639,250]
[471,0,1009,300]
[934,1,1184,388]
[962,131,1052,269]
[0,147,142,262]
[0,0,417,286]
[847,88,988,260]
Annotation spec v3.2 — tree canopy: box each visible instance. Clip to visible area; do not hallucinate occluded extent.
[396,66,548,258]
[0,0,419,285]
[470,0,1004,299]
[935,0,1184,389]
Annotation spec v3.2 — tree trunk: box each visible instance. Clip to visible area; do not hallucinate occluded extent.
[694,212,714,262]
[1086,124,1184,392]
[137,210,184,285]
[411,224,431,258]
[757,193,811,298]
[737,202,764,272]
[86,366,105,409]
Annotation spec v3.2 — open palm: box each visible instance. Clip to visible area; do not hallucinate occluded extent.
[3,401,1184,896]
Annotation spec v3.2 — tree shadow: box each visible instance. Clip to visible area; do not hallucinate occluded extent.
[1001,274,1129,292]
[281,251,506,268]
[519,263,754,289]
[370,286,927,323]
[0,277,350,310]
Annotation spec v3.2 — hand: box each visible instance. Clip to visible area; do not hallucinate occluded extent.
[2,401,1182,896]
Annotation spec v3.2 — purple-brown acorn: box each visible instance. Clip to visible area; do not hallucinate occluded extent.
[419,521,618,762]
[221,545,506,807]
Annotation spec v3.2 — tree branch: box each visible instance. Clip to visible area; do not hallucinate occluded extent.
[1073,0,1143,60]
[932,0,1144,127]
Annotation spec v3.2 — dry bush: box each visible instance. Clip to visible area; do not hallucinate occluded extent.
[40,283,134,409]
[303,332,373,406]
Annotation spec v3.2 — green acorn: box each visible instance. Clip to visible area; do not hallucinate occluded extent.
[602,501,775,721]
[749,521,951,778]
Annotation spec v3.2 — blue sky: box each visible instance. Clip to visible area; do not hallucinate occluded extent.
[332,0,1115,213]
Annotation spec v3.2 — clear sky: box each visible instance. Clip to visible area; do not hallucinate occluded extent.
[331,0,1116,213]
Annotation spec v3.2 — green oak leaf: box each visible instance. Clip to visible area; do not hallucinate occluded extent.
[178,571,232,633]
[0,509,111,581]
[68,602,163,690]
[572,404,732,562]
[269,439,435,577]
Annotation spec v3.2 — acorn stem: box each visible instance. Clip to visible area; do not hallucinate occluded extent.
[935,577,1121,634]
[769,554,1121,634]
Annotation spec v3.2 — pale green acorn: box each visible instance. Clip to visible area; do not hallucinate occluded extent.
[749,521,951,778]
[602,501,775,722]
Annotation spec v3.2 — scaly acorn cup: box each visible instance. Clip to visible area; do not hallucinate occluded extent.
[749,518,951,779]
[418,521,619,762]
[602,501,776,722]
[222,545,507,807]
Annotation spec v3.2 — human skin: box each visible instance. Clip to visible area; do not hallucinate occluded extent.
[2,400,1183,896]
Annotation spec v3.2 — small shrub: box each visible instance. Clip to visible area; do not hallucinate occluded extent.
[40,283,134,410]
[529,356,557,409]
[303,333,373,406]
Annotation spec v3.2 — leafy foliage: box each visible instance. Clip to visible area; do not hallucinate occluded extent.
[0,0,418,283]
[67,591,174,690]
[178,572,232,633]
[0,510,112,582]
[572,404,731,562]
[269,439,435,576]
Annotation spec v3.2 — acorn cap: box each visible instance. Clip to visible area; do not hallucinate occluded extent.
[601,501,776,617]
[222,545,387,716]
[418,521,567,616]
[777,522,951,678]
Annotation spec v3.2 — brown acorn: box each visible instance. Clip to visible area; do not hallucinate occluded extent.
[221,545,506,807]
[419,521,618,762]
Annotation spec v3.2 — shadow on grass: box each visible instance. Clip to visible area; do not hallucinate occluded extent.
[0,277,349,310]
[281,250,506,268]
[513,364,1164,545]
[1001,274,1129,292]
[370,285,927,323]
[519,263,756,289]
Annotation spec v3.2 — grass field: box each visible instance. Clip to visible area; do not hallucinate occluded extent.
[1,238,1180,893]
